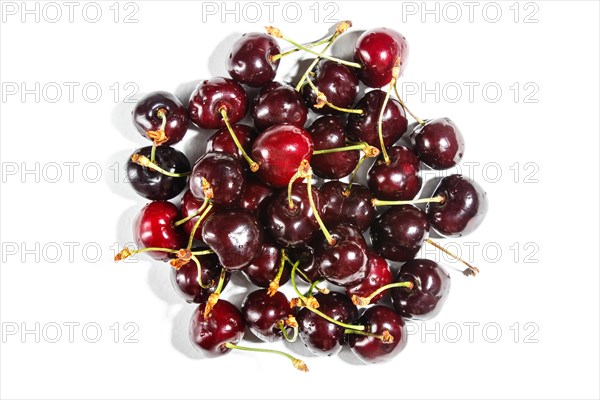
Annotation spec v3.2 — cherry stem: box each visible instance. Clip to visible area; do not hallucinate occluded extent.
[187,203,214,249]
[295,32,338,91]
[302,304,365,331]
[287,168,305,210]
[306,169,335,246]
[343,155,369,196]
[130,154,190,178]
[351,281,414,306]
[150,144,157,164]
[304,77,363,115]
[190,249,214,256]
[425,239,480,275]
[114,246,178,261]
[305,279,328,298]
[173,197,209,227]
[289,258,308,302]
[313,142,378,156]
[191,255,213,289]
[393,84,426,126]
[204,268,227,318]
[267,251,286,296]
[272,36,333,62]
[224,343,308,372]
[283,254,313,284]
[277,320,299,343]
[372,195,445,207]
[219,108,259,172]
[378,79,397,165]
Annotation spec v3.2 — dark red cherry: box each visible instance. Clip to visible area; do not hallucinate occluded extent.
[227,32,281,87]
[251,82,308,131]
[266,183,320,247]
[297,292,358,356]
[189,299,244,358]
[133,201,185,260]
[302,60,359,114]
[411,118,465,169]
[320,181,374,232]
[308,116,359,179]
[189,152,245,206]
[368,145,422,201]
[313,223,369,287]
[251,123,313,188]
[371,205,430,262]
[345,252,393,304]
[391,259,450,320]
[243,240,290,288]
[237,176,275,217]
[127,146,191,200]
[202,209,264,271]
[180,189,219,241]
[206,124,256,161]
[189,77,247,129]
[241,289,292,342]
[354,28,409,88]
[346,90,407,148]
[426,175,488,237]
[171,252,231,303]
[132,91,189,145]
[349,305,407,364]
[286,246,322,283]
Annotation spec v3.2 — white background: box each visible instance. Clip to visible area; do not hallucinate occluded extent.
[1,1,599,399]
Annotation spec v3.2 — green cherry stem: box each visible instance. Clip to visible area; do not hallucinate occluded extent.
[204,267,227,318]
[130,154,190,178]
[219,107,259,172]
[191,255,214,289]
[313,142,378,156]
[371,195,445,207]
[173,197,209,227]
[351,281,414,306]
[187,203,214,249]
[114,246,179,261]
[271,36,333,62]
[224,343,309,372]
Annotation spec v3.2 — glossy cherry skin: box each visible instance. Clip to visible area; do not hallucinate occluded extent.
[180,189,219,241]
[241,289,292,342]
[297,292,358,356]
[346,90,407,148]
[189,152,245,206]
[313,223,369,287]
[243,240,290,288]
[133,201,185,260]
[206,124,256,161]
[368,145,422,201]
[171,252,231,303]
[127,145,191,200]
[349,305,407,364]
[308,116,359,179]
[189,299,245,358]
[354,28,409,88]
[391,259,451,320]
[237,176,274,217]
[371,205,430,262]
[320,181,374,232]
[286,246,322,283]
[251,82,308,131]
[227,33,281,87]
[251,123,314,188]
[202,209,264,271]
[266,183,320,247]
[132,91,189,145]
[345,252,393,304]
[302,60,359,114]
[411,118,465,170]
[188,77,247,129]
[427,175,488,237]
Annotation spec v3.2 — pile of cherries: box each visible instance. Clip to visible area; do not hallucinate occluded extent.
[115,21,488,371]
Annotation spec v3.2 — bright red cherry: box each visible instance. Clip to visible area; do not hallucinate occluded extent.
[251,82,308,132]
[189,299,245,358]
[345,252,393,304]
[189,77,247,129]
[133,201,185,260]
[368,145,422,201]
[411,118,465,170]
[227,33,281,87]
[132,91,189,145]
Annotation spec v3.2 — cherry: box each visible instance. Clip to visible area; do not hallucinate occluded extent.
[345,252,393,304]
[251,124,313,188]
[313,223,369,287]
[426,174,488,237]
[391,259,450,320]
[308,116,359,179]
[297,292,358,356]
[266,183,320,247]
[133,201,185,260]
[243,240,290,288]
[189,77,247,129]
[171,252,230,303]
[241,289,293,342]
[349,305,407,364]
[371,205,430,262]
[132,91,189,145]
[202,209,264,271]
[346,90,407,148]
[320,181,374,232]
[411,118,465,169]
[206,124,256,161]
[237,176,275,217]
[189,152,245,206]
[227,33,281,87]
[302,60,359,114]
[251,82,308,132]
[189,299,245,358]
[286,246,322,283]
[180,189,218,241]
[127,146,191,200]
[354,27,409,88]
[368,145,422,201]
